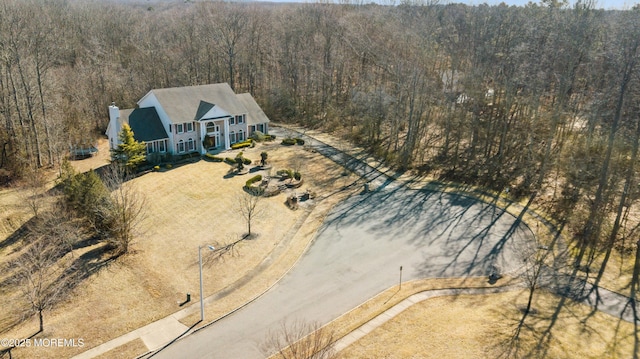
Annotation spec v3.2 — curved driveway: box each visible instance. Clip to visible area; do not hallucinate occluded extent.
[153,153,533,358]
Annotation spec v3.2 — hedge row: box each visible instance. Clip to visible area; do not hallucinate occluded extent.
[236,152,252,165]
[251,131,277,142]
[231,139,253,150]
[245,174,263,187]
[205,153,223,162]
[281,138,305,146]
[224,155,252,166]
[276,168,302,180]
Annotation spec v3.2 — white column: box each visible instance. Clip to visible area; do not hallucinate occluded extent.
[200,122,206,155]
[224,117,231,150]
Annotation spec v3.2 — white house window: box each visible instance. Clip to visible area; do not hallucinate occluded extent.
[249,125,256,134]
[237,130,245,142]
[177,140,185,153]
[159,140,166,153]
[147,143,155,154]
[187,122,194,132]
[177,124,184,134]
[229,117,235,125]
[206,122,219,134]
[229,131,236,144]
[236,115,244,124]
[187,138,195,151]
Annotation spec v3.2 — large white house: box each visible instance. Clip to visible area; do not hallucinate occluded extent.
[107,83,270,158]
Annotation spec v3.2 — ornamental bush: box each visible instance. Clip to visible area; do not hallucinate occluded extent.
[250,131,267,141]
[235,152,252,165]
[277,168,295,179]
[281,138,296,146]
[251,132,276,142]
[235,157,245,170]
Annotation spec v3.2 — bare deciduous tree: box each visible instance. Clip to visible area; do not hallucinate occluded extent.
[18,167,48,218]
[262,319,336,359]
[8,196,86,334]
[26,201,84,255]
[101,164,146,257]
[235,189,264,237]
[9,239,72,334]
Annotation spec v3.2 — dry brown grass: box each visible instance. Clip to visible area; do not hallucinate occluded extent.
[93,338,147,359]
[1,129,636,359]
[0,139,359,359]
[325,278,519,348]
[335,288,635,359]
[69,138,111,174]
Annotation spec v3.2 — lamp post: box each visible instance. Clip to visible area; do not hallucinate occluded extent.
[199,245,215,322]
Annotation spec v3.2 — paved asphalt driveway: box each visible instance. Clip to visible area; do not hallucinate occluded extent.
[153,182,533,358]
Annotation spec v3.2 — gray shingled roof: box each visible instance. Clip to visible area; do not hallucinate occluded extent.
[236,93,270,126]
[122,107,168,142]
[194,101,215,121]
[149,83,244,124]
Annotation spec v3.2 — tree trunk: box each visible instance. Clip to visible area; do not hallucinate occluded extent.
[579,37,638,267]
[594,114,640,287]
[38,309,43,333]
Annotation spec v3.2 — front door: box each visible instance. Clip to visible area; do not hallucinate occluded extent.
[205,122,221,149]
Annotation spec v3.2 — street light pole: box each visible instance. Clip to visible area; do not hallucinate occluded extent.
[199,245,215,322]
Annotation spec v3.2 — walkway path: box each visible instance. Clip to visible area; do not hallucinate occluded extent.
[332,285,523,353]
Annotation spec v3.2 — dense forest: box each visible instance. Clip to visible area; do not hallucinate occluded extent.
[1,0,640,290]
